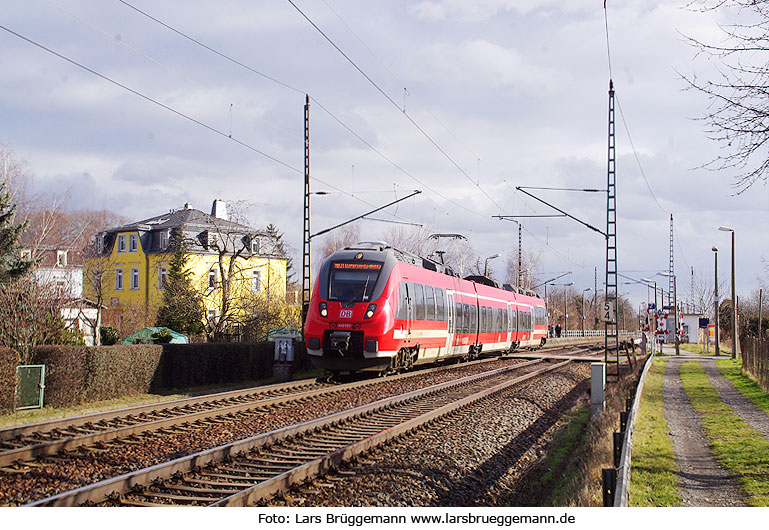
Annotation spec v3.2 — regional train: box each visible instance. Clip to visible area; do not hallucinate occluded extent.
[304,242,548,374]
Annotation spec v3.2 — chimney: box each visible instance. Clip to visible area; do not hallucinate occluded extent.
[211,199,228,220]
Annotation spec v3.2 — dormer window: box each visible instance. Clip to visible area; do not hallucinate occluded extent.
[117,234,126,253]
[159,231,168,250]
[129,233,138,252]
[96,236,104,254]
[251,237,260,254]
[56,250,68,267]
[208,233,217,249]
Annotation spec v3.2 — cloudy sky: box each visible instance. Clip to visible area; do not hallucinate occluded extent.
[2,0,767,310]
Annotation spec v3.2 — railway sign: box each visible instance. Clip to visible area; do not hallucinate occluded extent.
[601,301,615,323]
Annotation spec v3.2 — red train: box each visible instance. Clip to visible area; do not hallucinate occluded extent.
[305,242,548,374]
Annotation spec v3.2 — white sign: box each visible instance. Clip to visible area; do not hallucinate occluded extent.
[601,301,615,323]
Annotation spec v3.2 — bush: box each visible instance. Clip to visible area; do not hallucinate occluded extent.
[151,328,173,344]
[100,326,120,346]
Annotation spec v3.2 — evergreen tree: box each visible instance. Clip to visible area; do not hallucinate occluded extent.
[265,223,293,280]
[155,227,205,335]
[0,180,32,284]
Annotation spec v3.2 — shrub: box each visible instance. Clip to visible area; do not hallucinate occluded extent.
[32,346,88,408]
[151,327,173,344]
[99,326,120,345]
[83,345,162,402]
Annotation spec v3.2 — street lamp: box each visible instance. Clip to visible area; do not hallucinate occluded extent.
[713,246,720,356]
[719,226,738,358]
[658,272,680,355]
[582,288,591,337]
[484,253,500,277]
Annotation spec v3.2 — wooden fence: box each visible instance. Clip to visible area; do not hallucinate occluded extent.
[741,336,769,393]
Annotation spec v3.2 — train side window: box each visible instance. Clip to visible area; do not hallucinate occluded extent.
[413,284,425,320]
[502,308,508,332]
[435,289,445,321]
[425,286,436,320]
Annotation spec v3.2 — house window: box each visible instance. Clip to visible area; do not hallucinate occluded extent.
[251,237,260,254]
[130,267,139,290]
[158,266,167,290]
[208,268,218,288]
[57,250,68,266]
[115,268,123,290]
[117,234,126,253]
[96,236,104,254]
[207,309,218,322]
[129,233,138,252]
[20,249,32,260]
[159,231,168,250]
[251,270,262,292]
[208,232,217,249]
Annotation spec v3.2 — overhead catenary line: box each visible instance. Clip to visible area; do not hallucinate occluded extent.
[115,0,494,224]
[286,0,508,215]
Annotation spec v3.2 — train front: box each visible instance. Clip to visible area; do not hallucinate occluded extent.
[304,246,397,373]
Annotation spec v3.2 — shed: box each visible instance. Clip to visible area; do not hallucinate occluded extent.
[121,327,189,344]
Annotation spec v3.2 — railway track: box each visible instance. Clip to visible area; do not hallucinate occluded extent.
[0,341,600,471]
[29,357,570,507]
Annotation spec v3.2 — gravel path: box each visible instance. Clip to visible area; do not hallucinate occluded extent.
[701,362,769,440]
[663,356,746,507]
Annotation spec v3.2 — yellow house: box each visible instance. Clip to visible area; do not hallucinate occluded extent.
[83,200,288,337]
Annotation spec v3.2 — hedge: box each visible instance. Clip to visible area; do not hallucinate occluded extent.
[0,340,313,413]
[0,347,17,414]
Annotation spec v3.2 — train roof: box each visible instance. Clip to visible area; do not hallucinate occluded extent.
[339,242,542,300]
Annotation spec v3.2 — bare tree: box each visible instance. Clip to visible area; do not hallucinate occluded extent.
[0,275,73,363]
[683,0,769,192]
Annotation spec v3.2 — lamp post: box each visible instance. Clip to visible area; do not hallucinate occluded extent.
[582,288,591,337]
[713,246,720,356]
[484,253,500,277]
[658,272,679,355]
[719,226,738,358]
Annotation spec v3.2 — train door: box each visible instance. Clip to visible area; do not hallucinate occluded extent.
[397,281,413,342]
[446,292,456,354]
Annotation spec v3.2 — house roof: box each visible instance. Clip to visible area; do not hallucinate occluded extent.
[109,207,258,235]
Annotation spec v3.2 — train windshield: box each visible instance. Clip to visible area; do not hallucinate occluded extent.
[328,261,383,302]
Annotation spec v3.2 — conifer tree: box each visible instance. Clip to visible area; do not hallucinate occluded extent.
[155,227,205,335]
[0,180,32,284]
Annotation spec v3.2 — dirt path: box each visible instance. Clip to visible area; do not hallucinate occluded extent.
[663,356,746,506]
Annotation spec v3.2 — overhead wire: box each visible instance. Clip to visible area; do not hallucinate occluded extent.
[286,0,508,215]
[113,0,495,224]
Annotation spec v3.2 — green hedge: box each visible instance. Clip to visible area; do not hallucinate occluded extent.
[0,347,17,414]
[83,345,163,402]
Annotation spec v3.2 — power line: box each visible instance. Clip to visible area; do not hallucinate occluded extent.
[116,0,493,224]
[286,0,507,214]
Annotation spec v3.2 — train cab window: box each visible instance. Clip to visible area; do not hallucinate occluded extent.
[424,286,436,320]
[328,261,383,302]
[435,289,445,321]
[414,284,425,320]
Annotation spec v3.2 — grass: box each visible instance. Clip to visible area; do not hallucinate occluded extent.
[0,368,324,429]
[533,406,592,506]
[680,360,769,506]
[715,358,769,415]
[629,357,682,506]
[678,342,732,356]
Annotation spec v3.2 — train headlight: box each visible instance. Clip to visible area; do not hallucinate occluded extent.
[319,302,328,318]
[364,303,377,319]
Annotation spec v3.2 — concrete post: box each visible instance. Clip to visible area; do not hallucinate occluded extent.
[591,362,606,416]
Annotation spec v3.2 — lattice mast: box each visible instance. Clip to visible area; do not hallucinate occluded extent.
[668,214,674,308]
[302,95,311,325]
[605,80,619,365]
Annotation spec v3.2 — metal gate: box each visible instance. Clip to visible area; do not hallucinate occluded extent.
[16,365,45,410]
